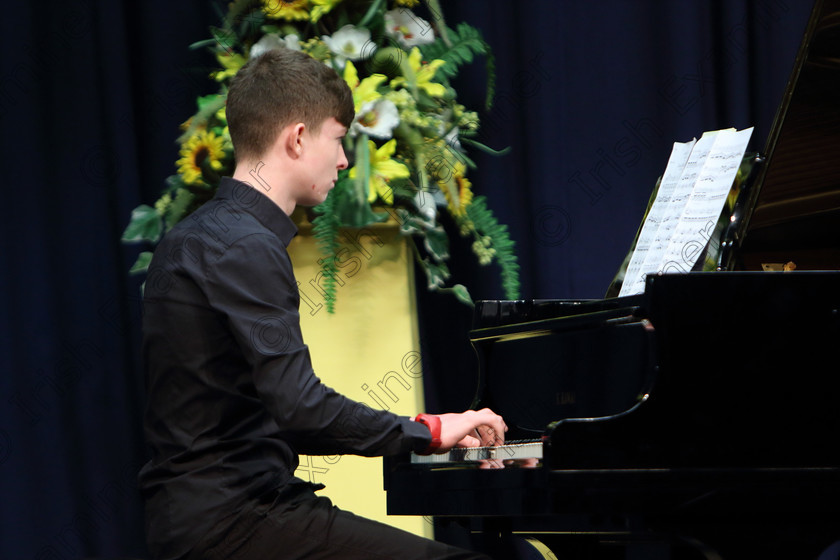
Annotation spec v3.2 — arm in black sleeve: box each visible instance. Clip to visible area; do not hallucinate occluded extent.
[204,233,431,456]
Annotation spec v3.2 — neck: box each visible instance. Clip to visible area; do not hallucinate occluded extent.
[232,160,296,215]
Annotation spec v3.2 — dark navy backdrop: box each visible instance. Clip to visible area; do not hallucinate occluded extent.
[0,1,814,558]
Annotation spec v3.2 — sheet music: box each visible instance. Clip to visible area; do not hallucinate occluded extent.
[626,131,723,295]
[619,139,696,296]
[619,127,753,297]
[658,127,752,273]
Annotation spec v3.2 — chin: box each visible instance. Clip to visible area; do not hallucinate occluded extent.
[300,193,328,207]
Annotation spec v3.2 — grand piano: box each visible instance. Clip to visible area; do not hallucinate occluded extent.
[384,0,840,557]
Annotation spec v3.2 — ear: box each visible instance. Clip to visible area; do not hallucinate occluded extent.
[284,122,306,159]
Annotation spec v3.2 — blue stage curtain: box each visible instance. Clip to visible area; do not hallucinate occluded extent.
[0,1,215,558]
[442,0,812,300]
[0,1,816,558]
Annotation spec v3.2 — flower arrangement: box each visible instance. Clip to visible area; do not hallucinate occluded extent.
[123,0,520,312]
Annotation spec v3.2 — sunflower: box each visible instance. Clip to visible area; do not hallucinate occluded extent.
[176,130,226,186]
[262,0,311,21]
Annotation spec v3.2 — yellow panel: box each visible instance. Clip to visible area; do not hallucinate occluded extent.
[287,220,431,538]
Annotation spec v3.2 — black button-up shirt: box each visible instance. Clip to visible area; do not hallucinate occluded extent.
[139,177,430,559]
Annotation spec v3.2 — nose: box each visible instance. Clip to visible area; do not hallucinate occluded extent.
[337,144,349,170]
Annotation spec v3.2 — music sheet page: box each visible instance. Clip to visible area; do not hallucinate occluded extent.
[620,138,696,296]
[657,127,752,273]
[619,127,753,297]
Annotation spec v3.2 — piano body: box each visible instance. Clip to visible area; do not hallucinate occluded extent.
[384,0,840,557]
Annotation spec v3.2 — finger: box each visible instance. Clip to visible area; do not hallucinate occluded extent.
[474,409,508,443]
[475,425,498,447]
[456,434,480,448]
[479,424,506,446]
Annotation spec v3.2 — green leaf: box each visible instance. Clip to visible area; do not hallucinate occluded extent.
[332,135,381,227]
[129,251,153,275]
[423,226,450,262]
[165,173,186,191]
[420,259,450,290]
[164,188,197,230]
[196,93,221,112]
[209,26,239,54]
[177,94,228,143]
[335,183,380,228]
[122,205,163,243]
[448,283,474,307]
[188,38,220,50]
[353,134,371,203]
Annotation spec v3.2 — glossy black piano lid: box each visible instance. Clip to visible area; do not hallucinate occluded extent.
[735,0,840,270]
[544,271,840,469]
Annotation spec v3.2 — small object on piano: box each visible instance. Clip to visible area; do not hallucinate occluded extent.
[761,261,797,271]
[762,262,786,271]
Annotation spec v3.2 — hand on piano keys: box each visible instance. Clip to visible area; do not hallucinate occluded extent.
[436,407,508,449]
[412,439,542,468]
[414,408,541,468]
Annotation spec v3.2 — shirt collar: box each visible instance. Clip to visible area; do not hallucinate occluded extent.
[215,177,298,246]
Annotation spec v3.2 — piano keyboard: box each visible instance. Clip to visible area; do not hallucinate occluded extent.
[410,440,543,464]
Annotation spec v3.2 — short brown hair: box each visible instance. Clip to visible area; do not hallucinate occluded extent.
[226,48,354,161]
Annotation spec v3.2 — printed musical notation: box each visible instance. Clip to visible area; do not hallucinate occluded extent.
[619,127,753,297]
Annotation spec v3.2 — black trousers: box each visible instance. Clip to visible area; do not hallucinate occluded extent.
[187,483,490,560]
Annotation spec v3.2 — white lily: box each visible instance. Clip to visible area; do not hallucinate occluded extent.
[414,190,439,221]
[282,34,302,51]
[250,33,301,58]
[443,124,463,153]
[351,98,400,140]
[322,25,372,69]
[384,9,435,48]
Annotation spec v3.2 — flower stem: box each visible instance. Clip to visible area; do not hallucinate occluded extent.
[460,137,512,157]
[358,0,386,28]
[424,0,451,46]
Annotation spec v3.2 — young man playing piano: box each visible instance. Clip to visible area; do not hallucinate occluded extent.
[138,47,506,560]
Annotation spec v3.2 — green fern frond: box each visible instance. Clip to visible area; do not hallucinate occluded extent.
[311,182,345,313]
[482,47,496,110]
[224,0,261,28]
[420,23,486,77]
[465,196,521,299]
[420,23,495,110]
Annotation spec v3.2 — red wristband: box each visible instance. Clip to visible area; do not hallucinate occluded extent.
[414,413,442,454]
